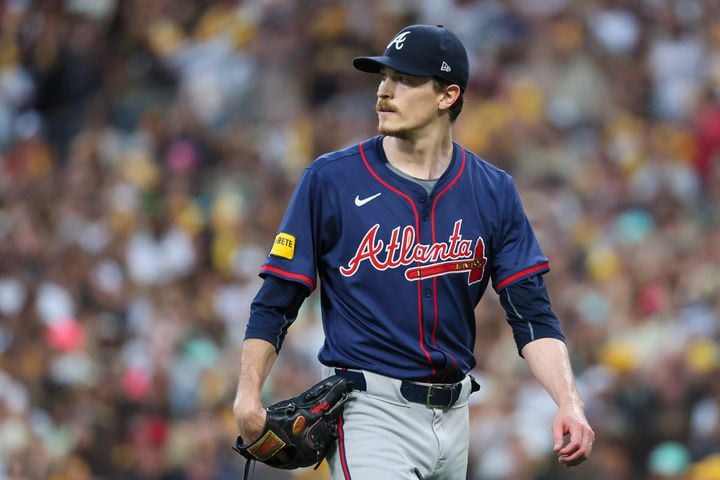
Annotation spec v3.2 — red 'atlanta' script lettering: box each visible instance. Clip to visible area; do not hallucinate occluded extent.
[340,220,477,277]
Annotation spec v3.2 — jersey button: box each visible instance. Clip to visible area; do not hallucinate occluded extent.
[419,196,426,203]
[424,288,432,297]
[423,215,429,221]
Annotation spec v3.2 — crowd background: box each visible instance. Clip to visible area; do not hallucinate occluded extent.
[1,0,719,479]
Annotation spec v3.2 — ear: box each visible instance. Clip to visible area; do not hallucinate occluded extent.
[438,84,462,111]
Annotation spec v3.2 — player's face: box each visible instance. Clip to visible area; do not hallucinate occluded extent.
[376,68,446,139]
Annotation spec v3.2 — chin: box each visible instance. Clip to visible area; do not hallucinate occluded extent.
[378,123,409,139]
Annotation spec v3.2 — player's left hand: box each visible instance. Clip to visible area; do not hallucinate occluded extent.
[552,407,594,466]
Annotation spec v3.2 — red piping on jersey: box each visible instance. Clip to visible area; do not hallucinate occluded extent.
[495,262,550,290]
[359,141,435,376]
[430,147,465,381]
[260,265,315,290]
[337,414,352,479]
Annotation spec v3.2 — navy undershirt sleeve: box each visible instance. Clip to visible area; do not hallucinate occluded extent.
[498,274,566,357]
[244,275,310,352]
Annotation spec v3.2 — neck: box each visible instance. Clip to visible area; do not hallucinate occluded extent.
[382,127,454,180]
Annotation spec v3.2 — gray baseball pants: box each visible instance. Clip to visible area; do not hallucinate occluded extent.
[323,368,473,480]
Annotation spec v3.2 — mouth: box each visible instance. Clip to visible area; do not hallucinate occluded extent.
[376,102,397,114]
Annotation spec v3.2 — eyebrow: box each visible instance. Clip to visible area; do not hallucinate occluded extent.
[379,66,400,75]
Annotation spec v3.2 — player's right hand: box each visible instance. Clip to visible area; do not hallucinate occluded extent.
[233,400,267,445]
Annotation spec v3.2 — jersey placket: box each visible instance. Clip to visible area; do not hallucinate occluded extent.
[421,147,467,381]
[416,192,437,363]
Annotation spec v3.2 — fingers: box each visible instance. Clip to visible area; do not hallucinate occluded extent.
[559,437,593,466]
[553,414,595,466]
[552,422,565,453]
[234,406,267,445]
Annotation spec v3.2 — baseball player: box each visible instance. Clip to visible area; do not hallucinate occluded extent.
[233,24,594,479]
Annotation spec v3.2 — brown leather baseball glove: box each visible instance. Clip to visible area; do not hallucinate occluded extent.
[233,375,354,477]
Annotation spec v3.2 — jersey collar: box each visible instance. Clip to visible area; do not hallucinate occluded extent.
[367,135,463,195]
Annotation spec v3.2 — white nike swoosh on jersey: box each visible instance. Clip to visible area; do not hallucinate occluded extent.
[354,192,382,206]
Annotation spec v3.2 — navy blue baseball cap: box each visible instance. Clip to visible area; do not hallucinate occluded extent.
[353,24,469,91]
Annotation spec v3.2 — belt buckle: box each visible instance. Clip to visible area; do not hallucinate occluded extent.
[425,384,455,408]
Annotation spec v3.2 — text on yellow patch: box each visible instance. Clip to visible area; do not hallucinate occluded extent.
[270,232,296,259]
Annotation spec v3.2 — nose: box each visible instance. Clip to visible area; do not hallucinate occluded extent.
[377,77,393,99]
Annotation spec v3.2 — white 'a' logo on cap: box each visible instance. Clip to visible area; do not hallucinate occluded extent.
[388,31,411,50]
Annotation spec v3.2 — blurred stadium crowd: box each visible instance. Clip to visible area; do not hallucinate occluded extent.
[1,0,719,479]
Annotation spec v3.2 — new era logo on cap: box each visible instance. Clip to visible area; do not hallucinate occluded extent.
[352,24,469,91]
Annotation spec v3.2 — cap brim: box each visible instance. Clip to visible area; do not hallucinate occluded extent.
[352,55,434,78]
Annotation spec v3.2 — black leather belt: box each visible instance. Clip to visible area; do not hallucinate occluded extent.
[334,369,478,408]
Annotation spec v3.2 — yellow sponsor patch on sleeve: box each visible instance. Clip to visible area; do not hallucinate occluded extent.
[270,232,296,260]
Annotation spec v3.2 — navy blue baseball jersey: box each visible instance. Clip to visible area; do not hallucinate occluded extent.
[256,136,556,382]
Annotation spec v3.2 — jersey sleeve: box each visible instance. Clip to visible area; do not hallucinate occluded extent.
[259,168,325,290]
[499,274,565,356]
[245,275,310,352]
[491,176,549,291]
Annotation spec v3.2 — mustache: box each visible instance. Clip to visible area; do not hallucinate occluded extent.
[376,101,397,112]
